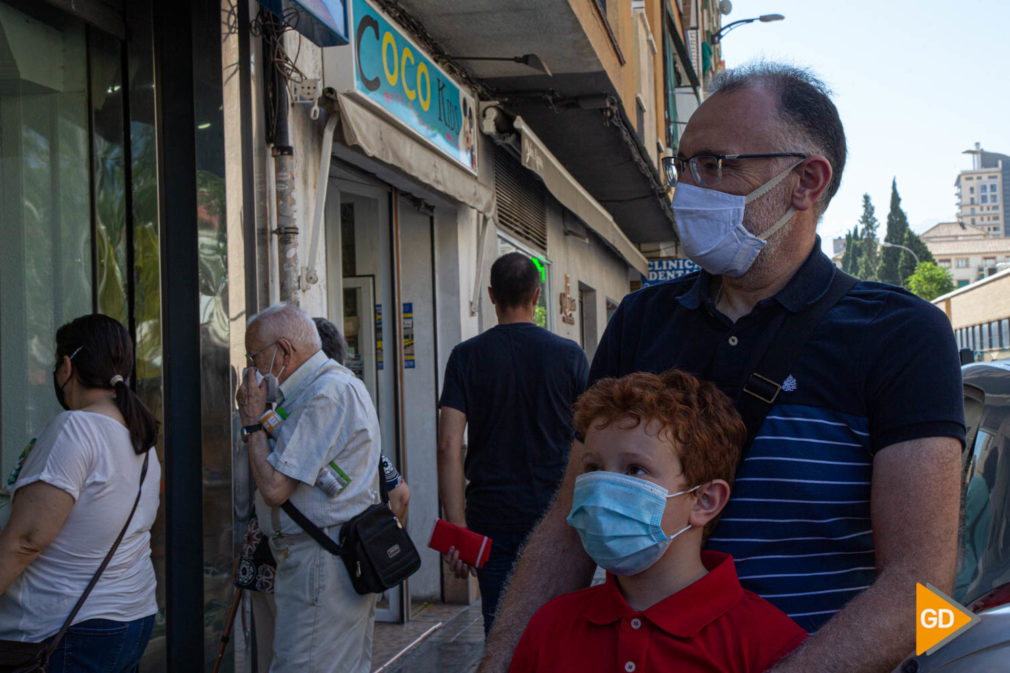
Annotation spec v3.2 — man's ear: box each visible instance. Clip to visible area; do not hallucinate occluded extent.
[790,155,832,212]
[487,287,497,305]
[278,337,295,365]
[688,479,731,529]
[531,286,542,306]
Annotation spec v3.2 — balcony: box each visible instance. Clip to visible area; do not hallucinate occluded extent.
[389,0,677,243]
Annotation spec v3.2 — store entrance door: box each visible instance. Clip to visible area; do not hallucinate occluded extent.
[326,167,404,623]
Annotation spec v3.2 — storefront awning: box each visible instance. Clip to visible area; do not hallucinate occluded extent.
[335,93,495,216]
[513,116,648,276]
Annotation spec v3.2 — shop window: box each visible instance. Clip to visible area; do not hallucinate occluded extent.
[1,2,163,663]
[606,297,619,324]
[494,147,548,252]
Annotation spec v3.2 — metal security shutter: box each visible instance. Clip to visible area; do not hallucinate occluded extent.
[494,147,547,252]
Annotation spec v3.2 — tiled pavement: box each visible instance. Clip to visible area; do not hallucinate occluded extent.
[371,601,485,673]
[370,567,605,672]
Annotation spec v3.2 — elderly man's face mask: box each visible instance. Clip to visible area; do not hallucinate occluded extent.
[245,340,287,403]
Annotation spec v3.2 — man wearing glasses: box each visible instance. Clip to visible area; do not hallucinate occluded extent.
[479,64,964,673]
[238,304,380,673]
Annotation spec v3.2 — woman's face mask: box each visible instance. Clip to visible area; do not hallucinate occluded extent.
[671,160,804,277]
[52,346,84,411]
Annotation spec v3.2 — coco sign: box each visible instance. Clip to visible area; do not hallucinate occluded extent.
[352,0,478,173]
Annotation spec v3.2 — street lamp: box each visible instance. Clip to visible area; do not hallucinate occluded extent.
[446,53,552,77]
[711,14,785,44]
[881,241,920,265]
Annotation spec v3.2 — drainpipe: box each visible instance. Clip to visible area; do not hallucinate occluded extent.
[273,97,299,304]
[265,19,299,304]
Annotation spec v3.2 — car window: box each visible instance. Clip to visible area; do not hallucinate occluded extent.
[955,400,1010,604]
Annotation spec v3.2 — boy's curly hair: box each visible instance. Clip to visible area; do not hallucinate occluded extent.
[573,369,746,490]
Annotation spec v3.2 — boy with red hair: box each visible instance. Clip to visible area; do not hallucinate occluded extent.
[509,370,806,673]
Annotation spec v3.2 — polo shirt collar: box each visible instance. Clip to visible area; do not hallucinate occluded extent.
[584,551,743,639]
[772,236,835,312]
[675,237,835,314]
[676,271,713,310]
[278,349,328,404]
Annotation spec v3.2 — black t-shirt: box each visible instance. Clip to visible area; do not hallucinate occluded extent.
[439,322,589,534]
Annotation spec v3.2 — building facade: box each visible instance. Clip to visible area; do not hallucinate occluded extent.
[0,0,714,669]
[955,143,1009,235]
[922,221,1010,287]
[935,269,1010,361]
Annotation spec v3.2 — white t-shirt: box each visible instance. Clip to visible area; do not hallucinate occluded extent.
[0,411,161,642]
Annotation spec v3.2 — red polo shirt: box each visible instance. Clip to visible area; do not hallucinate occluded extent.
[509,551,807,673]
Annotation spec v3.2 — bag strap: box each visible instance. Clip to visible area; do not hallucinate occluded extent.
[736,269,858,448]
[44,450,150,656]
[281,454,390,556]
[281,500,344,556]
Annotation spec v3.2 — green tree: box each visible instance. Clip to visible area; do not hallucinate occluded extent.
[906,261,954,301]
[840,226,862,276]
[877,178,908,285]
[856,194,879,281]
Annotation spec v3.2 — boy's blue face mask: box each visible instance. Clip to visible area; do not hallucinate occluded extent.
[567,471,700,576]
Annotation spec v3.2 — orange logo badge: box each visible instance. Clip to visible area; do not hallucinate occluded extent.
[916,583,979,655]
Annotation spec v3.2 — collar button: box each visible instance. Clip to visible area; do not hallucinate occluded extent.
[728,335,739,346]
[630,617,642,629]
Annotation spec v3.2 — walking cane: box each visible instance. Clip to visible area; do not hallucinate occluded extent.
[212,585,244,673]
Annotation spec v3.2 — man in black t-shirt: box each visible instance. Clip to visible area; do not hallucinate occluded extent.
[437,252,589,636]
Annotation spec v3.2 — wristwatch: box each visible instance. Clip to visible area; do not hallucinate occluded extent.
[241,423,264,442]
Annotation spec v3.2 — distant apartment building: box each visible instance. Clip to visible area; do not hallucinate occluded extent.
[922,221,1010,287]
[955,143,1009,235]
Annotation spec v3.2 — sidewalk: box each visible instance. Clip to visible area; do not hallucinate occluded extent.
[371,601,484,673]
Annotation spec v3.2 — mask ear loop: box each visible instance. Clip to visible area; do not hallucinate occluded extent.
[744,159,806,242]
[661,483,705,540]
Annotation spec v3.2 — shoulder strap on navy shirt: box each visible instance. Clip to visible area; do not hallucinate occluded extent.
[737,268,859,450]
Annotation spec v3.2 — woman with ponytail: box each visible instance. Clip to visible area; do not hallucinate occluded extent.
[0,314,161,672]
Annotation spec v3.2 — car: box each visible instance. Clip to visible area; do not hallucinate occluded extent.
[894,360,1010,672]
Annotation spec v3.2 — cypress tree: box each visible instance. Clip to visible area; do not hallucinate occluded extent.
[841,226,863,276]
[857,194,879,281]
[878,179,910,286]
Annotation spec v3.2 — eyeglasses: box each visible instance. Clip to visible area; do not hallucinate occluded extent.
[245,341,279,366]
[671,152,807,188]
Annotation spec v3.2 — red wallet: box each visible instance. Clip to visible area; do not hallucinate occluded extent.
[427,518,493,569]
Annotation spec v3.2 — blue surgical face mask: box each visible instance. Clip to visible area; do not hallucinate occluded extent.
[567,471,701,576]
[671,160,803,278]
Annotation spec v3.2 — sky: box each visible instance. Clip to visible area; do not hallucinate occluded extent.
[718,0,1010,254]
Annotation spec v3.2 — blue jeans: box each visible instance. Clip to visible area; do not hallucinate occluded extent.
[47,615,154,673]
[475,530,529,637]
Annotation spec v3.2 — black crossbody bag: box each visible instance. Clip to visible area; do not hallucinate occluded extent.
[734,268,858,447]
[0,452,150,673]
[280,458,421,595]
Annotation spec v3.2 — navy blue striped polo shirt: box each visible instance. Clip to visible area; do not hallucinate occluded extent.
[588,244,965,633]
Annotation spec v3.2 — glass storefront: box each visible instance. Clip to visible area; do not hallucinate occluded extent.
[1,1,165,666]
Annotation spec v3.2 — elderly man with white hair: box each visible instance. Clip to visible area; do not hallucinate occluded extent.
[238,303,380,673]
